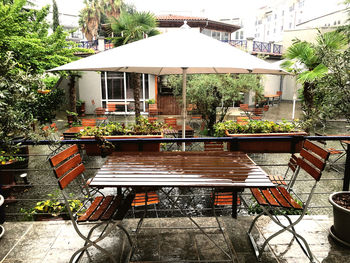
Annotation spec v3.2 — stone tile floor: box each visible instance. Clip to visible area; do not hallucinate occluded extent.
[1,215,349,263]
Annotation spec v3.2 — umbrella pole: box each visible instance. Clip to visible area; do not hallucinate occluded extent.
[182,67,188,151]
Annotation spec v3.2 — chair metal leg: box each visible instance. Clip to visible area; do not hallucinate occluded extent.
[70,222,120,263]
[248,206,315,263]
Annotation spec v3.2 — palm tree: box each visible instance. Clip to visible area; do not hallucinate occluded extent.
[100,0,121,18]
[79,0,122,41]
[111,12,159,122]
[281,31,347,127]
[79,0,101,41]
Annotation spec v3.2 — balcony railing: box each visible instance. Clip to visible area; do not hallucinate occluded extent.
[76,39,114,51]
[225,40,247,49]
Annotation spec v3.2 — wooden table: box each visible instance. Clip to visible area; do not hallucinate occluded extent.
[89,151,273,218]
[264,94,280,106]
[62,126,84,139]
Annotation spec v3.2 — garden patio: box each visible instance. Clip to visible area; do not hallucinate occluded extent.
[1,102,349,263]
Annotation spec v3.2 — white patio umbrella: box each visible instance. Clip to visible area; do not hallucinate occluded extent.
[50,23,288,150]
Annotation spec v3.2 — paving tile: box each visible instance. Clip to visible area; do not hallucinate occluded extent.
[5,236,55,260]
[236,252,278,263]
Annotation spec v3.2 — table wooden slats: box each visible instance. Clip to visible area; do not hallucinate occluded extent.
[90,151,273,189]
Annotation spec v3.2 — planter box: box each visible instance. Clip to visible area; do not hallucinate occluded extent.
[225,131,307,153]
[0,146,29,200]
[81,134,163,156]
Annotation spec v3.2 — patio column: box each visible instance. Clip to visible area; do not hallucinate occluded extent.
[182,67,188,151]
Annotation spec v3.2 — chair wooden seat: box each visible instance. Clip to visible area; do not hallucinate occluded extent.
[213,192,241,206]
[132,192,159,207]
[250,187,302,209]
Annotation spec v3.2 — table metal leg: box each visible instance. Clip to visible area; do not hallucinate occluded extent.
[232,191,238,219]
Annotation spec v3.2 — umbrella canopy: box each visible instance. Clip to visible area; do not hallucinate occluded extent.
[50,25,288,150]
[50,27,287,75]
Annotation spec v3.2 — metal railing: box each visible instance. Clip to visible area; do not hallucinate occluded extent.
[77,40,98,50]
[1,135,349,221]
[225,40,247,49]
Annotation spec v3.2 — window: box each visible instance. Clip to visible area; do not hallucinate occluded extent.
[275,14,277,19]
[201,28,211,37]
[289,22,292,29]
[101,72,149,112]
[212,31,220,40]
[289,4,294,12]
[298,0,305,8]
[222,32,229,41]
[273,28,276,33]
[282,10,284,16]
[240,31,244,39]
[338,20,341,24]
[281,25,284,31]
[267,30,269,36]
[235,31,239,39]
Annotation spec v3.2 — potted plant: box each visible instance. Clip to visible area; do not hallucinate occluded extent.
[0,52,42,202]
[21,191,83,221]
[329,191,350,246]
[76,99,86,117]
[0,194,5,238]
[78,117,167,155]
[66,110,79,127]
[214,119,307,153]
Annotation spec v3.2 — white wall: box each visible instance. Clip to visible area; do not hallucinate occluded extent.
[78,71,102,114]
[148,75,156,100]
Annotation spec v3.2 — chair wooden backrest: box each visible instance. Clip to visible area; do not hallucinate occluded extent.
[252,108,263,116]
[95,107,106,116]
[239,104,249,110]
[276,91,282,96]
[82,119,97,127]
[298,140,330,181]
[263,105,269,111]
[49,145,85,190]
[107,103,117,112]
[236,116,249,125]
[148,104,158,116]
[164,117,177,128]
[204,141,224,152]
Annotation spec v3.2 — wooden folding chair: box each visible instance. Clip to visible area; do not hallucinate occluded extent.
[49,145,135,263]
[95,107,108,124]
[164,117,177,128]
[247,140,330,262]
[81,119,97,127]
[148,104,158,116]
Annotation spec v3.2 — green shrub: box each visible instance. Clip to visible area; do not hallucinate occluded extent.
[214,119,300,137]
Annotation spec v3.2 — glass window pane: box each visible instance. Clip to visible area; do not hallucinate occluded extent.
[144,74,149,99]
[126,73,134,99]
[101,72,106,99]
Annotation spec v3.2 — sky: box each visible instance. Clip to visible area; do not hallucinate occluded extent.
[36,0,345,22]
[124,0,268,19]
